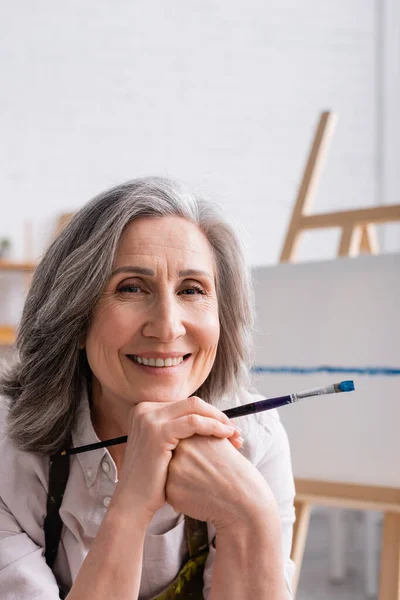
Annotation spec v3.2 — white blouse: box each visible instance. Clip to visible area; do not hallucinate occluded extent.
[0,387,296,599]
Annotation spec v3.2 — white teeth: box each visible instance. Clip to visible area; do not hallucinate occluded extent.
[131,355,186,367]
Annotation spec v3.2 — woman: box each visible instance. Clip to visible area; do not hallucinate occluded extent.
[0,177,295,599]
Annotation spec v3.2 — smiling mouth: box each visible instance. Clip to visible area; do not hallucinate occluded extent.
[127,354,191,368]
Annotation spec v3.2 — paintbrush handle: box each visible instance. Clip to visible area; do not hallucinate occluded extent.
[65,435,128,455]
[223,395,294,418]
[65,395,291,455]
[64,380,354,456]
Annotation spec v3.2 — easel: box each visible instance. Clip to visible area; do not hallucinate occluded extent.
[280,111,400,599]
[280,112,400,264]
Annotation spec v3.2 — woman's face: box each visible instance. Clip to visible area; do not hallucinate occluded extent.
[85,215,220,407]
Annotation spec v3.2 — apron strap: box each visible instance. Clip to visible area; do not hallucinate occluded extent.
[44,446,70,571]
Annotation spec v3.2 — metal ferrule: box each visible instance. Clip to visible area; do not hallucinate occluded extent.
[297,384,335,399]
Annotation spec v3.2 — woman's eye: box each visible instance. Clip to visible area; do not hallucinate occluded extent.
[180,285,206,295]
[116,281,205,295]
[117,284,143,293]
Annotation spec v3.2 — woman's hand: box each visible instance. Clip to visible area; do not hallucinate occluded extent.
[110,397,242,524]
[165,435,280,530]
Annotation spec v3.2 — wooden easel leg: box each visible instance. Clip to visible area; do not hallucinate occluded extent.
[338,226,361,257]
[379,512,400,600]
[279,112,336,263]
[279,230,303,264]
[291,500,311,597]
[338,223,380,258]
[360,223,379,254]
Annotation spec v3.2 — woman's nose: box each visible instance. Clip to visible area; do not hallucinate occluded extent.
[141,296,186,342]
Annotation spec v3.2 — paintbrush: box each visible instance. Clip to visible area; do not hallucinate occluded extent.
[61,380,355,456]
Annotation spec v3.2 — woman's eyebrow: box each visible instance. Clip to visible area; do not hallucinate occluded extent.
[111,266,155,277]
[178,269,213,279]
[111,266,213,279]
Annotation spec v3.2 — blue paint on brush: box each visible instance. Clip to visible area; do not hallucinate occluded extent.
[337,380,355,392]
[252,366,400,376]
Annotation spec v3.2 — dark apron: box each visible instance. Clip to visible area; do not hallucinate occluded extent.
[44,448,208,599]
[151,515,209,600]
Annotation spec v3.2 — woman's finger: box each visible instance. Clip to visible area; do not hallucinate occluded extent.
[164,414,238,444]
[148,395,232,426]
[229,433,244,449]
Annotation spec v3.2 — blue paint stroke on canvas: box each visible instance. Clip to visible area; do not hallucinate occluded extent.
[252,366,400,376]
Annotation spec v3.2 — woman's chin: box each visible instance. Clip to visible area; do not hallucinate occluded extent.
[127,387,194,406]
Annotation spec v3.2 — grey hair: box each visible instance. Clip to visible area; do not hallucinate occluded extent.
[1,177,255,455]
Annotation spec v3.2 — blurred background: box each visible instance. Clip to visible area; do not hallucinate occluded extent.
[1,2,399,599]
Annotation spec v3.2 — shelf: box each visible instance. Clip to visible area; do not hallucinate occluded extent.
[0,260,36,272]
[0,325,16,346]
[0,262,35,346]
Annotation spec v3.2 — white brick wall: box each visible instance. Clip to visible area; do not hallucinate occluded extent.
[0,0,398,327]
[381,0,400,250]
